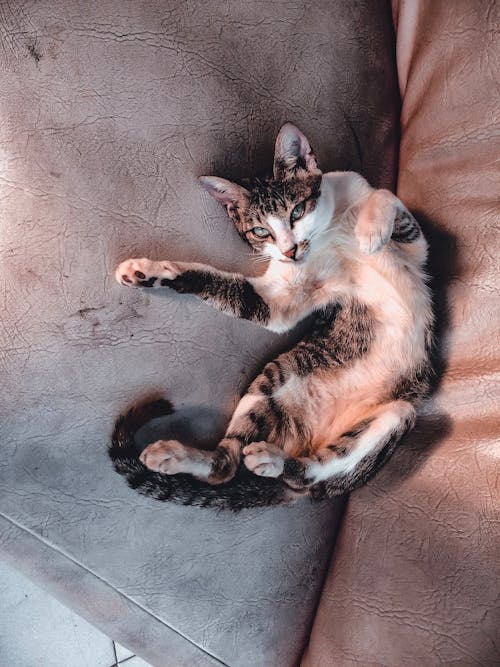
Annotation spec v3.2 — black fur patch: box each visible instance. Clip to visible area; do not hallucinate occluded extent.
[324,419,375,458]
[340,418,374,439]
[259,381,273,396]
[267,396,286,433]
[392,210,421,243]
[209,444,238,481]
[168,271,270,324]
[251,412,267,434]
[273,360,286,385]
[291,300,375,377]
[273,153,316,180]
[392,360,433,402]
[138,276,158,287]
[282,457,312,489]
[326,444,348,456]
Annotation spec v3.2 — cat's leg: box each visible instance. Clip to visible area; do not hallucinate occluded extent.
[243,400,415,489]
[355,189,397,254]
[115,258,271,326]
[140,430,247,485]
[140,439,213,479]
[140,371,287,484]
[355,189,423,254]
[140,436,240,485]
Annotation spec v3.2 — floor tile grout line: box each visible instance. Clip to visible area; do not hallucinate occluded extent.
[2,560,123,667]
[0,511,229,667]
[118,656,138,665]
[112,640,119,666]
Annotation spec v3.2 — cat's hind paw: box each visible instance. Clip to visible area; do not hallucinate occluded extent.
[243,441,285,478]
[140,439,188,474]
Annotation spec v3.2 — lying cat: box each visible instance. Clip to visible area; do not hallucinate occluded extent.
[110,123,433,510]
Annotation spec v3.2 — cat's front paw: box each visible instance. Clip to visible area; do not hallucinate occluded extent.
[355,218,393,254]
[140,439,187,474]
[115,258,179,287]
[355,190,395,254]
[243,441,285,478]
[115,258,158,287]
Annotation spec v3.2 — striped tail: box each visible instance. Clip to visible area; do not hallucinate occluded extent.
[109,399,299,511]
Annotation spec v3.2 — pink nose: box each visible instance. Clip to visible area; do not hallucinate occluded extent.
[283,244,297,260]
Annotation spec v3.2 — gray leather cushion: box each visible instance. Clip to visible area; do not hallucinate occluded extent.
[0,1,399,665]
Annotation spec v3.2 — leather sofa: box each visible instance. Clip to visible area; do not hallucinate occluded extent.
[0,1,498,665]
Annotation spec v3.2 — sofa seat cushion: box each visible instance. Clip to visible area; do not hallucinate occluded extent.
[0,1,399,665]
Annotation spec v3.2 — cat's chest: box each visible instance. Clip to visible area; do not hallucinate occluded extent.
[280,274,342,311]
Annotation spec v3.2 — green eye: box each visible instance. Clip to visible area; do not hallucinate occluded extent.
[290,201,306,223]
[251,227,271,238]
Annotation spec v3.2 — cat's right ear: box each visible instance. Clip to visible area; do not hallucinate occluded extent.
[198,176,249,214]
[273,123,320,179]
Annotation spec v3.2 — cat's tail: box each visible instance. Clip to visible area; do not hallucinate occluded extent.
[109,399,301,511]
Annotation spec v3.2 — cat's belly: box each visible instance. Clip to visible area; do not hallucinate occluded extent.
[273,365,388,453]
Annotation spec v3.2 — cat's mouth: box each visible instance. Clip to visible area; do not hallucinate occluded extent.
[280,244,310,263]
[280,255,306,264]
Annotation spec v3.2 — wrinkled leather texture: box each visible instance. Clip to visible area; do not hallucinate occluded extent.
[302,2,500,666]
[0,1,399,665]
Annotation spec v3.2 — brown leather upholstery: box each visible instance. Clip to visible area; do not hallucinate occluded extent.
[302,2,500,665]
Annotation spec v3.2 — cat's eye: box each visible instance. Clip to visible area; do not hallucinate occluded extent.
[290,201,306,224]
[251,227,271,238]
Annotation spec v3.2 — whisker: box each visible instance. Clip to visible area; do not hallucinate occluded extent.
[310,227,336,240]
[245,254,270,265]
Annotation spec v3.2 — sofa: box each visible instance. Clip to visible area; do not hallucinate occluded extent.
[0,1,498,665]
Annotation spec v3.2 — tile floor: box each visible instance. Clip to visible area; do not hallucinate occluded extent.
[0,561,152,667]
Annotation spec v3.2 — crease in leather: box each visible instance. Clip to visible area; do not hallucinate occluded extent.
[302,2,500,665]
[0,510,228,667]
[298,493,349,666]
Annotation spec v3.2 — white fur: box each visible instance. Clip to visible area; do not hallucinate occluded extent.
[248,172,431,446]
[122,168,431,488]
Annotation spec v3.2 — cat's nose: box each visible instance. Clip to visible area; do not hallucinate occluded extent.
[283,244,298,260]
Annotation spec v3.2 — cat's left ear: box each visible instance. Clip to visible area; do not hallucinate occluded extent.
[198,176,249,215]
[273,123,320,179]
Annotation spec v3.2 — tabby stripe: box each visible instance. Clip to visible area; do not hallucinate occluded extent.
[339,418,374,439]
[167,271,270,324]
[282,457,312,488]
[289,301,375,377]
[392,210,421,243]
[267,397,285,432]
[273,360,286,385]
[263,367,276,384]
[227,400,277,443]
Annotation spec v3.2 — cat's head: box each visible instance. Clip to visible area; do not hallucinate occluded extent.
[199,123,325,263]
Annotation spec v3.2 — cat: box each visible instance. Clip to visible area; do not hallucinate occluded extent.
[109,123,433,510]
